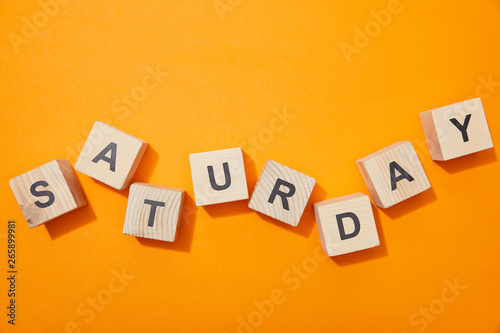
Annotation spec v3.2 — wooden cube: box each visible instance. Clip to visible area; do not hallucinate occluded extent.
[356,141,431,209]
[123,183,185,242]
[75,121,148,190]
[9,160,87,228]
[248,159,316,227]
[189,148,249,206]
[314,193,379,256]
[419,98,494,160]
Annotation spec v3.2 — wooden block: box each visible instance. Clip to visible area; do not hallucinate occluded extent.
[75,121,148,190]
[123,182,185,242]
[9,160,87,228]
[189,147,249,206]
[314,193,380,256]
[248,159,316,227]
[356,141,431,209]
[419,98,494,161]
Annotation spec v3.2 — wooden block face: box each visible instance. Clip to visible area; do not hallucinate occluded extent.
[189,148,249,206]
[356,141,431,209]
[314,193,379,256]
[123,183,185,242]
[248,160,316,227]
[419,98,494,161]
[75,121,148,190]
[9,160,87,228]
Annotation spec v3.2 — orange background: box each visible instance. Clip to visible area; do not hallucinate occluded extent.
[1,1,500,332]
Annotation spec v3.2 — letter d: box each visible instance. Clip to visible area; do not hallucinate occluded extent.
[39,0,59,17]
[353,26,370,48]
[253,298,274,318]
[336,212,361,240]
[370,9,392,27]
[21,17,38,39]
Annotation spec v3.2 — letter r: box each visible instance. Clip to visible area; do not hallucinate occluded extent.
[268,179,295,211]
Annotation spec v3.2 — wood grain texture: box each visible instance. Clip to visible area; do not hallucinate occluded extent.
[9,160,87,228]
[356,141,431,209]
[75,121,148,190]
[123,182,185,242]
[419,98,494,161]
[189,147,248,206]
[314,193,379,256]
[248,159,316,227]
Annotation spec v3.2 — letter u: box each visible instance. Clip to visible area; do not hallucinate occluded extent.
[207,162,231,190]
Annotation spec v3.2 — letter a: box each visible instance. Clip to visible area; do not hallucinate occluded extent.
[92,142,117,172]
[389,161,414,191]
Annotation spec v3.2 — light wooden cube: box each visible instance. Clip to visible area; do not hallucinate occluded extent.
[356,141,431,209]
[314,193,379,256]
[75,121,148,190]
[189,147,249,206]
[9,160,87,228]
[419,98,494,160]
[248,159,316,227]
[123,183,185,242]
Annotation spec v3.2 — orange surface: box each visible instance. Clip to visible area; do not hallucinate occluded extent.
[1,1,499,332]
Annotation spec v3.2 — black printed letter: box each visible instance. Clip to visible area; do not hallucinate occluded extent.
[336,212,360,240]
[144,199,165,227]
[450,114,472,142]
[389,161,414,191]
[207,162,231,191]
[268,179,296,211]
[30,181,55,208]
[92,142,117,172]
